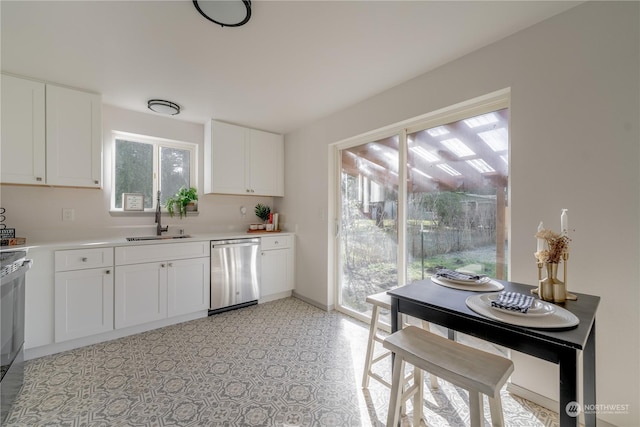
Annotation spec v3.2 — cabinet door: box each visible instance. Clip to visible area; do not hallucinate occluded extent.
[25,250,55,349]
[167,257,210,317]
[55,267,114,342]
[114,262,167,328]
[261,248,293,297]
[46,84,102,187]
[249,129,284,196]
[1,74,46,184]
[205,120,247,194]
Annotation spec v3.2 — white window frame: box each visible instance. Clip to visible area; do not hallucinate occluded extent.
[110,131,197,212]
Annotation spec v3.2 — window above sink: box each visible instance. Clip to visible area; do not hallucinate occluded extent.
[110,131,197,213]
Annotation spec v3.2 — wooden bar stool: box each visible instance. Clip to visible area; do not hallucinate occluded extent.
[362,291,439,389]
[384,326,514,427]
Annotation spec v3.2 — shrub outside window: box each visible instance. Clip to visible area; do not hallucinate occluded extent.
[112,133,196,211]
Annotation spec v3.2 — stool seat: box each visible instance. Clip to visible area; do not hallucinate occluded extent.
[384,326,514,427]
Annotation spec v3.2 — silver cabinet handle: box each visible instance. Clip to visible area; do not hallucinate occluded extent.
[105,269,111,275]
[161,263,166,268]
[168,262,173,267]
[81,257,88,262]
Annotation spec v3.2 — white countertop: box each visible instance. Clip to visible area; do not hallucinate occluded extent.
[0,230,294,253]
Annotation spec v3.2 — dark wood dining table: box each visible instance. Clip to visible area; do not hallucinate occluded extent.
[388,279,600,427]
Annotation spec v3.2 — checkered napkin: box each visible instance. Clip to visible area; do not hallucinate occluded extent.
[435,268,485,282]
[490,292,535,313]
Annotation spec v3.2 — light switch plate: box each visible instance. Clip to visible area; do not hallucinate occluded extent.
[62,208,75,221]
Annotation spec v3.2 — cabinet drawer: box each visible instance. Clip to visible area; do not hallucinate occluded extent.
[115,241,209,265]
[261,235,292,251]
[55,248,114,271]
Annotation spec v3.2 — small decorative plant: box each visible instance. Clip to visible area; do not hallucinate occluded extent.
[165,187,198,218]
[255,203,271,223]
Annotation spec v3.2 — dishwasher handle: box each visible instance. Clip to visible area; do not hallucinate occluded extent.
[211,238,260,248]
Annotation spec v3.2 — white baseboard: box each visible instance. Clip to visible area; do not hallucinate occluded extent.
[292,291,332,311]
[507,382,616,427]
[259,290,292,304]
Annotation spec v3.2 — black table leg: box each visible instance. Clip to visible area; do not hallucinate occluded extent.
[390,297,399,366]
[559,349,579,427]
[583,320,596,427]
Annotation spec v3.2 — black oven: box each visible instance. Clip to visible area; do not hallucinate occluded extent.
[1,250,31,424]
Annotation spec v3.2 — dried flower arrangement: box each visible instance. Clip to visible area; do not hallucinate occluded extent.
[535,229,570,264]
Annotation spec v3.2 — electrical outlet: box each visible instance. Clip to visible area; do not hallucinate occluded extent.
[62,208,75,221]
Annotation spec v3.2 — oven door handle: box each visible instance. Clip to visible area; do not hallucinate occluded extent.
[0,259,32,287]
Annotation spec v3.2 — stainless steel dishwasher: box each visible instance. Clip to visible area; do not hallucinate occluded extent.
[209,238,260,314]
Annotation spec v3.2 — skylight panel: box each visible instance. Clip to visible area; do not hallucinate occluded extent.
[478,128,508,152]
[466,158,496,174]
[410,146,439,162]
[383,152,397,163]
[411,168,432,180]
[440,138,475,157]
[463,112,499,128]
[427,126,449,137]
[436,163,461,176]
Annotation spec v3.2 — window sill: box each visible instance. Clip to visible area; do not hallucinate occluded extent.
[109,210,199,218]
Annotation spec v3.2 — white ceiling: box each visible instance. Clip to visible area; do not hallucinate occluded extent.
[1,1,580,134]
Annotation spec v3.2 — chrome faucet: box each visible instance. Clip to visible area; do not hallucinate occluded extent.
[155,191,168,236]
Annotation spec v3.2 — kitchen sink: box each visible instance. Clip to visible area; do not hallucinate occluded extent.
[126,235,192,241]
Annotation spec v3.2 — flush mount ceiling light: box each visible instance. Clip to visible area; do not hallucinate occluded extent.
[193,0,251,27]
[148,99,180,116]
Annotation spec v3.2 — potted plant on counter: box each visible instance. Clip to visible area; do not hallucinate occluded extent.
[255,203,271,223]
[165,186,198,218]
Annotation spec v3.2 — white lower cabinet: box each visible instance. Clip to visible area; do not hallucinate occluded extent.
[114,242,210,329]
[54,248,114,342]
[114,262,167,329]
[261,235,294,300]
[168,257,209,317]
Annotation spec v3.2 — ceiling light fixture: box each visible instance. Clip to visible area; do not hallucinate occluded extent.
[193,0,251,28]
[148,99,180,116]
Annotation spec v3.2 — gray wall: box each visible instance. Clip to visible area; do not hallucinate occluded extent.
[278,2,639,425]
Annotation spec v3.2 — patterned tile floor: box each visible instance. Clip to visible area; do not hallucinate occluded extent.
[5,297,560,426]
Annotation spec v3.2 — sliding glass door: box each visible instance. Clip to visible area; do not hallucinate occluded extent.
[338,135,399,318]
[406,109,509,284]
[334,94,509,321]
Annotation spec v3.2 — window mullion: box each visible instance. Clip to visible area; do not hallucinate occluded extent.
[153,144,160,209]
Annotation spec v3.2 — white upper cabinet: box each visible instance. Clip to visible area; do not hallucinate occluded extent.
[1,74,46,185]
[46,84,102,187]
[0,74,102,188]
[204,120,284,196]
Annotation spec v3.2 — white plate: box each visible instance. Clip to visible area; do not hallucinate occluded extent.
[484,294,555,317]
[466,292,579,329]
[431,276,504,292]
[436,276,491,285]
